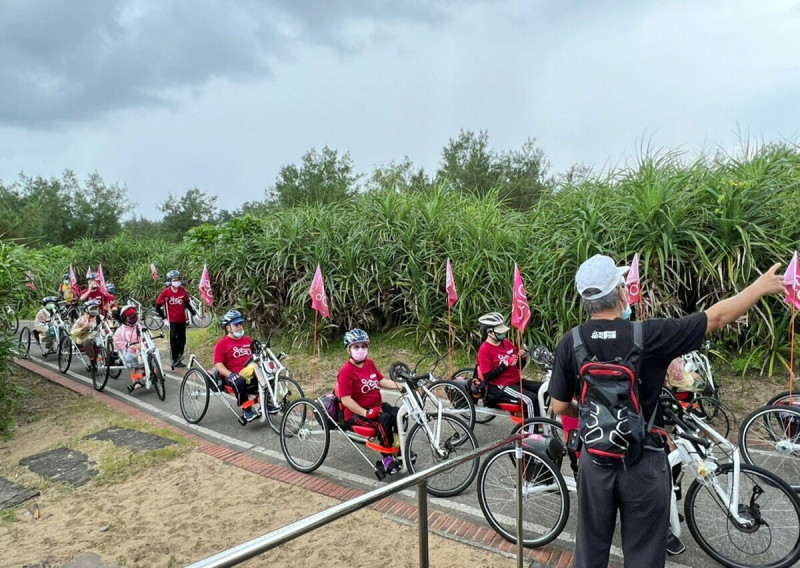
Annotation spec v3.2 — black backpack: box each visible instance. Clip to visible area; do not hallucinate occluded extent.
[572,321,653,464]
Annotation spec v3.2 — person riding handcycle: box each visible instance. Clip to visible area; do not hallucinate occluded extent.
[33,296,59,354]
[114,304,146,392]
[336,328,404,476]
[214,310,275,423]
[70,299,102,371]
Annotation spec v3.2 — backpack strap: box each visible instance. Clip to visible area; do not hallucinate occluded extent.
[571,325,590,370]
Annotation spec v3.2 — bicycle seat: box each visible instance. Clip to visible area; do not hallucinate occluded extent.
[351,425,377,437]
[497,402,524,414]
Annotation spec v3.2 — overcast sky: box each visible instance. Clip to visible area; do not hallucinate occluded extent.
[2,0,799,219]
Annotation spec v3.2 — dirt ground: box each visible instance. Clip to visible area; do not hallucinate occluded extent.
[0,370,516,568]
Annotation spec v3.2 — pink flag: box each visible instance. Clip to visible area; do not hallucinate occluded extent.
[96,264,107,293]
[309,265,330,318]
[511,264,531,332]
[445,258,458,308]
[626,252,641,303]
[69,264,79,295]
[199,264,214,306]
[86,266,93,279]
[25,270,36,291]
[150,263,159,282]
[784,251,800,310]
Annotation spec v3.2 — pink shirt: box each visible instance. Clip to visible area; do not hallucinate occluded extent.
[477,339,521,387]
[156,286,191,324]
[113,324,141,352]
[336,359,384,421]
[213,335,253,374]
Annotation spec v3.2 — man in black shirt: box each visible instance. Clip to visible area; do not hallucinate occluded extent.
[549,254,783,568]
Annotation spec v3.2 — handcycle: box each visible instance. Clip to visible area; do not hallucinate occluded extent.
[188,295,213,328]
[477,386,800,568]
[279,367,480,498]
[179,337,303,431]
[1,304,19,335]
[18,317,61,359]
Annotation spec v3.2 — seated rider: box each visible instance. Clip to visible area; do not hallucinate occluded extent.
[113,305,145,392]
[104,282,119,323]
[474,312,542,419]
[214,310,266,423]
[71,299,102,371]
[33,296,58,352]
[336,328,403,476]
[57,274,79,321]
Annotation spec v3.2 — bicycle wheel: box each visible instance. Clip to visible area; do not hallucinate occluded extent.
[7,307,19,335]
[422,380,476,430]
[452,366,495,424]
[280,398,329,474]
[105,339,122,379]
[92,347,110,391]
[685,462,800,568]
[266,376,304,434]
[404,414,479,497]
[191,305,213,328]
[687,396,738,442]
[18,328,31,359]
[739,404,800,491]
[179,369,210,424]
[767,390,800,408]
[143,309,164,331]
[512,417,566,439]
[149,353,166,401]
[477,445,569,548]
[57,336,72,373]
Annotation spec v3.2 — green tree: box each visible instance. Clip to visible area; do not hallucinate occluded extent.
[159,187,220,237]
[267,146,360,207]
[368,157,430,194]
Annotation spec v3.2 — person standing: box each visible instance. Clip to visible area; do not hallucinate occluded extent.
[156,269,195,368]
[548,254,783,568]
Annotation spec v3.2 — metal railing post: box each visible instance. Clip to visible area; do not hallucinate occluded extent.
[417,481,429,568]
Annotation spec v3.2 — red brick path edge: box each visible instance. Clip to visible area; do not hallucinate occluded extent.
[14,358,574,568]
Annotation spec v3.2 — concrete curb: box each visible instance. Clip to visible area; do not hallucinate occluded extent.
[15,357,574,568]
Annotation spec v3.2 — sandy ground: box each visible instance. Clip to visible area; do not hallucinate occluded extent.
[0,372,516,568]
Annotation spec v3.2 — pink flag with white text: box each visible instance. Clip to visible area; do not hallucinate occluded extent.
[445,258,458,308]
[784,251,800,310]
[199,264,214,306]
[626,252,641,303]
[309,265,329,318]
[96,264,107,293]
[511,264,531,332]
[150,263,159,282]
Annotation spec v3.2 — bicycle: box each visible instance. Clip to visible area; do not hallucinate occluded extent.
[279,367,480,498]
[179,337,303,432]
[1,304,19,335]
[188,295,213,328]
[738,403,800,491]
[478,390,800,568]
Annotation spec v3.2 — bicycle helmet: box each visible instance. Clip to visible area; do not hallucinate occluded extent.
[166,269,181,280]
[120,304,138,324]
[87,272,98,281]
[62,274,70,281]
[105,282,116,295]
[41,295,59,305]
[83,299,101,315]
[220,309,245,327]
[343,328,370,348]
[478,312,509,333]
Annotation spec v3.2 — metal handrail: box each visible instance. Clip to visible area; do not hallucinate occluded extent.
[187,434,527,568]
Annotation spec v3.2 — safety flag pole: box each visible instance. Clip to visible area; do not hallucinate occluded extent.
[626,252,643,320]
[198,264,214,362]
[445,259,458,379]
[783,251,800,403]
[309,265,330,398]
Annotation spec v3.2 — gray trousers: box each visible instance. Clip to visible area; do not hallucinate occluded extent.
[574,447,670,568]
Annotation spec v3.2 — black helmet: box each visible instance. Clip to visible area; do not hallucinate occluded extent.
[83,299,101,314]
[105,282,116,295]
[62,274,70,281]
[42,296,58,305]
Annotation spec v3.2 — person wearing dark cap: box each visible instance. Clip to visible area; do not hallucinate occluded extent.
[548,254,783,568]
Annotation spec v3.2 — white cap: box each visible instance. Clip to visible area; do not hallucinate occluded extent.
[575,254,629,300]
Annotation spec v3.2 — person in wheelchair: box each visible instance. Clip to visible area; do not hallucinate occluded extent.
[33,296,58,352]
[336,328,403,475]
[114,305,145,391]
[474,312,542,419]
[214,310,270,423]
[70,299,102,371]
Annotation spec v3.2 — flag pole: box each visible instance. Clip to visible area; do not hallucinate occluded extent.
[312,310,319,398]
[447,304,453,380]
[791,304,796,405]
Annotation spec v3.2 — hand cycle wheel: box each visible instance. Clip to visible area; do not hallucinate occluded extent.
[422,380,476,430]
[18,328,31,359]
[685,462,800,568]
[404,413,479,497]
[738,404,800,491]
[147,353,166,401]
[191,304,213,328]
[266,376,304,434]
[686,396,738,443]
[767,390,800,407]
[452,366,495,424]
[105,339,123,379]
[143,309,164,331]
[477,444,569,548]
[92,347,111,391]
[7,307,19,335]
[57,336,72,373]
[179,369,211,424]
[280,398,329,474]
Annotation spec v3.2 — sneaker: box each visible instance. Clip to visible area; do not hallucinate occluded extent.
[265,403,279,415]
[242,409,258,422]
[382,456,400,475]
[666,533,686,556]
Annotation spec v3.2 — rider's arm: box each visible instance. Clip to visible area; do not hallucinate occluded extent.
[214,362,235,379]
[704,263,783,334]
[340,395,369,418]
[378,378,401,390]
[550,398,578,419]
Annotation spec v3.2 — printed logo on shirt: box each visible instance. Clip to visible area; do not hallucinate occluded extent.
[360,376,380,394]
[590,330,617,340]
[168,297,184,305]
[232,346,252,358]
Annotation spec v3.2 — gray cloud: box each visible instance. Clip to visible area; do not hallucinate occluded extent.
[0,0,459,128]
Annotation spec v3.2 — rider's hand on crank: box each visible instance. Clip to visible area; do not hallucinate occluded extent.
[365,407,381,420]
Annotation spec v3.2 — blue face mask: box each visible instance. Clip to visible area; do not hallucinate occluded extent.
[621,302,632,320]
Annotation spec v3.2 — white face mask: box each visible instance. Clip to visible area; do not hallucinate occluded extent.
[350,346,369,363]
[232,331,244,339]
[171,280,181,288]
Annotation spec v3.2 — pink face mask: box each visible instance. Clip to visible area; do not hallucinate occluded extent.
[350,346,368,363]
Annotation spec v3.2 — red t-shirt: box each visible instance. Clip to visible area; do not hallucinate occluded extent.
[213,335,253,374]
[336,359,384,421]
[157,286,190,324]
[477,339,521,387]
[80,288,112,315]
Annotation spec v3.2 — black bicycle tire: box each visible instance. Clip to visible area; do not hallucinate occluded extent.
[280,398,329,474]
[266,376,304,434]
[423,380,476,430]
[179,369,210,423]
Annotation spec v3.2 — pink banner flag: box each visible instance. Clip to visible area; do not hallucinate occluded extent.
[68,264,79,295]
[86,266,93,279]
[784,251,800,310]
[96,264,107,293]
[511,263,531,332]
[25,270,36,291]
[445,258,458,308]
[309,265,330,318]
[150,263,159,282]
[626,252,641,303]
[199,264,214,306]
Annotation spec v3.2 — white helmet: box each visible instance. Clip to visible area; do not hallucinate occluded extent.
[478,312,509,333]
